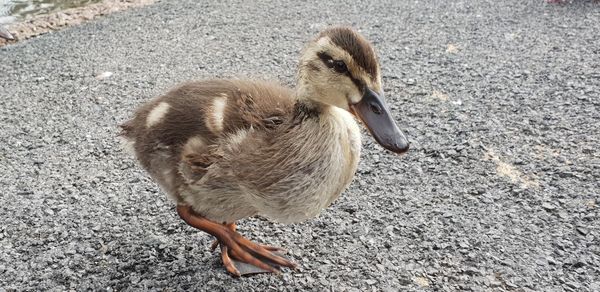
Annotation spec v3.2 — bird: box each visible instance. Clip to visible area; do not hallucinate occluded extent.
[0,25,14,40]
[120,26,409,276]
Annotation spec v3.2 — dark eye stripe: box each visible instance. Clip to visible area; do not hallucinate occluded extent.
[349,75,363,91]
[317,51,333,63]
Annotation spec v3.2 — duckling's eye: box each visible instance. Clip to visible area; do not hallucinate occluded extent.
[332,61,348,74]
[318,52,348,74]
[325,59,347,74]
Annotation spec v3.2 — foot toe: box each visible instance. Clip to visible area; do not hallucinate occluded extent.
[220,245,241,277]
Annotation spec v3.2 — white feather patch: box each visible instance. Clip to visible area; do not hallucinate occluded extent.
[146,102,170,128]
[182,136,206,157]
[206,95,227,133]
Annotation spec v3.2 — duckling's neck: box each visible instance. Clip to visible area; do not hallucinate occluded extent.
[293,79,331,119]
[293,99,321,119]
[292,98,327,127]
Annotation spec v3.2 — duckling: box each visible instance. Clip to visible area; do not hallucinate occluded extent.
[0,25,14,40]
[120,27,409,276]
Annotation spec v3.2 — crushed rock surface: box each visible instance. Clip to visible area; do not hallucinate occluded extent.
[0,0,598,291]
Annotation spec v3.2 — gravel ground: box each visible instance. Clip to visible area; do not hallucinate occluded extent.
[0,0,154,47]
[1,0,598,291]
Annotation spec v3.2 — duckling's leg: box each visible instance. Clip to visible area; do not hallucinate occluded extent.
[210,223,284,252]
[210,223,235,251]
[176,205,296,276]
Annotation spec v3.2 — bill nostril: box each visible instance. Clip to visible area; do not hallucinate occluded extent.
[370,103,382,114]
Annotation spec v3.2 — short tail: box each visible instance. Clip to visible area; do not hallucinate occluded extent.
[119,120,135,138]
[118,120,136,155]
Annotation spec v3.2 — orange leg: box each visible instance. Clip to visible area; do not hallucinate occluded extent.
[210,223,236,251]
[211,223,285,253]
[176,205,296,276]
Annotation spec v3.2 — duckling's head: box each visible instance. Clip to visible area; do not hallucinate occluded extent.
[297,27,409,154]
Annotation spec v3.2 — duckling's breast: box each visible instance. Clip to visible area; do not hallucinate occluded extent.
[247,106,362,224]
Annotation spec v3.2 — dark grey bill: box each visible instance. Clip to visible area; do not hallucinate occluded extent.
[351,87,409,154]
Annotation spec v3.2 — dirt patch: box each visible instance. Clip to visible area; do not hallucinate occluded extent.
[484,149,539,189]
[431,90,449,102]
[0,0,154,47]
[446,43,459,53]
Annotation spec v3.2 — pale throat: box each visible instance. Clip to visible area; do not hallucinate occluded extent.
[293,73,325,108]
[293,83,351,113]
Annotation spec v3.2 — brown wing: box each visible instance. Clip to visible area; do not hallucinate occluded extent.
[120,79,294,192]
